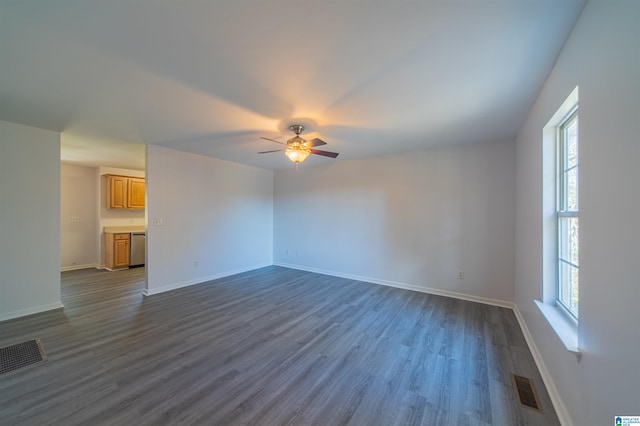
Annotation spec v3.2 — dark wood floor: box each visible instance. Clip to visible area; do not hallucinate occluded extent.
[0,266,559,425]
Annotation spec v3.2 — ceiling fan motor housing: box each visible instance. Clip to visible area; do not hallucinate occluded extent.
[289,124,305,135]
[288,135,307,147]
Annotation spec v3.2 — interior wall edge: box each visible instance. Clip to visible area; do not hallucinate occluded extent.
[512,305,573,426]
[274,261,514,309]
[0,302,64,323]
[59,264,101,272]
[143,262,273,297]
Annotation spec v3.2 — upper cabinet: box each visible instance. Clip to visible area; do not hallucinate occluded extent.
[126,177,145,209]
[106,174,145,210]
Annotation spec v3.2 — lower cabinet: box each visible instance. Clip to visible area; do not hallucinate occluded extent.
[105,233,130,270]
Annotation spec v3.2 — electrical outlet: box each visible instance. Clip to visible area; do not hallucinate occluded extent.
[67,216,80,223]
[153,218,163,226]
[458,271,464,280]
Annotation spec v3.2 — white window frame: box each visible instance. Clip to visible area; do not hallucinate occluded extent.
[537,86,580,357]
[556,107,579,319]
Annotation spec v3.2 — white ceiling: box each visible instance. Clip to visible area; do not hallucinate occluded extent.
[0,0,584,170]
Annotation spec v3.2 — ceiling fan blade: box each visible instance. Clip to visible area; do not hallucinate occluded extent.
[308,138,327,147]
[260,137,287,146]
[257,149,284,154]
[310,149,339,158]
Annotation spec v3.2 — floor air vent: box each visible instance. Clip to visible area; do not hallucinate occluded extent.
[0,339,47,375]
[511,373,542,412]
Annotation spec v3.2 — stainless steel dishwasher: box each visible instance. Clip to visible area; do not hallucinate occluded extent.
[130,232,146,267]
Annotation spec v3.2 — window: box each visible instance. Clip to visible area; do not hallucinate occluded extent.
[557,108,579,318]
[538,87,579,355]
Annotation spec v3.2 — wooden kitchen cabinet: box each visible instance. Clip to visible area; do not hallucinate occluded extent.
[106,175,145,210]
[105,233,130,270]
[126,177,145,209]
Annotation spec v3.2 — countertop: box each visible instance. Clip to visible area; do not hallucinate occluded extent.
[103,226,146,233]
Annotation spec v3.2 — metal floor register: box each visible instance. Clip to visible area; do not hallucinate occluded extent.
[0,339,47,375]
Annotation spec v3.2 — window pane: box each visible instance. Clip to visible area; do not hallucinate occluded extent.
[566,168,578,211]
[559,217,579,266]
[570,263,579,314]
[566,118,578,168]
[558,213,579,318]
[559,260,570,305]
[558,109,579,319]
[559,260,579,317]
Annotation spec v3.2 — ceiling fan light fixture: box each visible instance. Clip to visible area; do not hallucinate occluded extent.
[258,123,338,167]
[285,146,311,163]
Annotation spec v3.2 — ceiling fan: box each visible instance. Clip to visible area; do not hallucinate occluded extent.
[258,124,339,166]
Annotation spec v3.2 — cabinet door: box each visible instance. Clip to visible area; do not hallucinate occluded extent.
[113,235,130,268]
[127,178,145,210]
[107,175,127,209]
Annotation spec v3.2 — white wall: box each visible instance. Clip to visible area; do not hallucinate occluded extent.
[60,163,98,270]
[274,140,515,303]
[145,145,273,295]
[0,120,62,320]
[514,1,640,425]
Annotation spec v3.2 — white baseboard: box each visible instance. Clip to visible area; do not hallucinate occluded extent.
[143,263,272,296]
[60,263,100,272]
[0,301,64,323]
[511,306,573,426]
[274,262,513,309]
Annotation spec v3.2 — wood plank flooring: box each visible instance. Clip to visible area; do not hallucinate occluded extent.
[0,266,560,425]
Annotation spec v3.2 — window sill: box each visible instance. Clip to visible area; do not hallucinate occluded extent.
[535,300,582,360]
